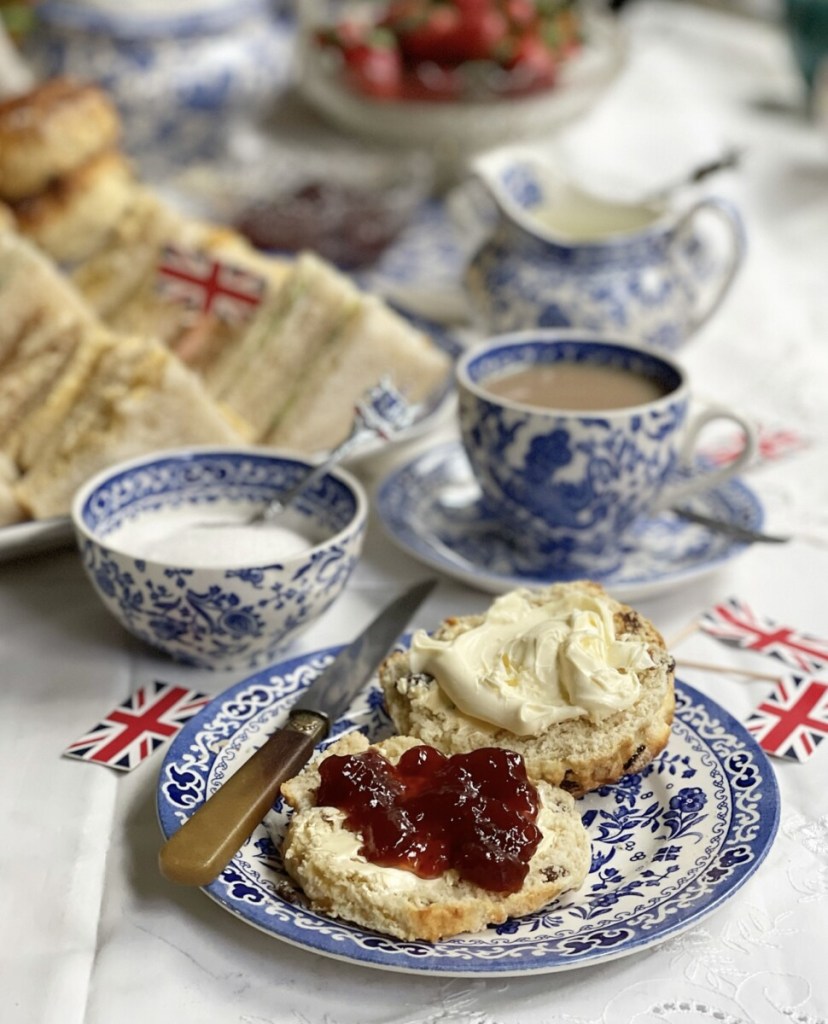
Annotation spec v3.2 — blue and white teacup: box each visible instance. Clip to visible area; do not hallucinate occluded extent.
[456,330,756,575]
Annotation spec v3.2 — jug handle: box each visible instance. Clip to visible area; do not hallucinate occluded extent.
[671,196,746,335]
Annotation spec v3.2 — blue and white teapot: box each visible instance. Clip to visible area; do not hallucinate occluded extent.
[461,146,746,352]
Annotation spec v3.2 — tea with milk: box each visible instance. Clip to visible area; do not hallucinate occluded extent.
[482,362,670,411]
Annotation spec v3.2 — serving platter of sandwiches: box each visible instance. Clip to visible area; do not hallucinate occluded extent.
[0,76,457,558]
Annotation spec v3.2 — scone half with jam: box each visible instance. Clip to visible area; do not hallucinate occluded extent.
[379,581,676,798]
[280,732,590,942]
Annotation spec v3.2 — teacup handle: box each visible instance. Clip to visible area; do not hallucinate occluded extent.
[671,196,747,335]
[654,406,757,508]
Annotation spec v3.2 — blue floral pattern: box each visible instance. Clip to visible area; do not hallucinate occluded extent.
[374,440,764,600]
[24,3,295,171]
[465,156,745,352]
[76,451,365,670]
[157,657,780,976]
[458,339,691,573]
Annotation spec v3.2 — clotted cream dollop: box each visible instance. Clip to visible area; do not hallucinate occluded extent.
[408,588,655,736]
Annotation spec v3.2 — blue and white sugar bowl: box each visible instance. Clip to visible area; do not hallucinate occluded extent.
[71,446,368,671]
[461,145,746,353]
[23,0,296,174]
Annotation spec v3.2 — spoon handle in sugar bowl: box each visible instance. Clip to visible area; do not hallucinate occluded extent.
[249,375,414,523]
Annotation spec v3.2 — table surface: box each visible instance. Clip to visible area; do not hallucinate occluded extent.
[3,2,828,1021]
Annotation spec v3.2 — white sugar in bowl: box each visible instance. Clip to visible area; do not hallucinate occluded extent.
[71,446,367,671]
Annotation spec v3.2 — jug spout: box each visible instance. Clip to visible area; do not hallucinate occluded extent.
[468,144,668,246]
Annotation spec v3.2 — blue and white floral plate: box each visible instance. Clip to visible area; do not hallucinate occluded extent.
[375,441,765,602]
[157,646,780,977]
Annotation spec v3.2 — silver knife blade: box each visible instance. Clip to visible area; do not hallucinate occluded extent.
[158,577,438,887]
[290,576,437,725]
[671,506,789,544]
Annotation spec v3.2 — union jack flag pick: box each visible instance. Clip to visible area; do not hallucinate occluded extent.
[156,244,265,325]
[64,681,211,772]
[700,598,828,673]
[745,673,828,762]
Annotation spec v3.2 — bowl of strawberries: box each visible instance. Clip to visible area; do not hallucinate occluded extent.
[297,0,625,183]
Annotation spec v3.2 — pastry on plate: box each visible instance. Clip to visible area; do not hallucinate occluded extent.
[0,77,121,202]
[281,731,590,942]
[11,148,139,266]
[379,580,676,797]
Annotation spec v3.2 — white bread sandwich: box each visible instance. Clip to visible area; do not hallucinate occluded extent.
[67,187,192,320]
[280,731,591,942]
[379,581,676,798]
[265,292,452,453]
[0,227,93,357]
[0,229,99,453]
[13,331,244,519]
[211,250,363,438]
[0,77,454,459]
[93,199,291,349]
[0,226,246,519]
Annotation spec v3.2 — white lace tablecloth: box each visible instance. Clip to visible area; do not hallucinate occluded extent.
[2,3,828,1021]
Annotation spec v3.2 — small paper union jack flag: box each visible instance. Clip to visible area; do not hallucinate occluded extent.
[745,673,828,762]
[64,681,211,772]
[156,244,265,324]
[700,598,828,673]
[700,423,809,469]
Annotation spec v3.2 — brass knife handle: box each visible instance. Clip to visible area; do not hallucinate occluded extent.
[158,712,327,887]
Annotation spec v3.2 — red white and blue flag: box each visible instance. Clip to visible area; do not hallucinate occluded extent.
[156,245,265,324]
[700,422,809,469]
[700,598,828,673]
[745,673,828,762]
[64,681,211,772]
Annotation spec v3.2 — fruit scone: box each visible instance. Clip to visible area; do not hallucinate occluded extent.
[379,581,676,797]
[280,732,591,942]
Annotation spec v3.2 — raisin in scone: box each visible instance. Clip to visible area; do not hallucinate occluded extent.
[379,581,675,798]
[280,732,590,942]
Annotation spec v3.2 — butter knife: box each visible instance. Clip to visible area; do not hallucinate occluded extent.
[158,577,437,887]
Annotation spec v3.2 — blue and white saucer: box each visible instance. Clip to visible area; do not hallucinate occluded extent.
[375,441,764,601]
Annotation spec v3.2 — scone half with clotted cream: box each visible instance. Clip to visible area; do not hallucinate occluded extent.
[280,732,590,942]
[379,581,675,797]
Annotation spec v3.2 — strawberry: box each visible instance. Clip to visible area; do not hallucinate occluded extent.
[340,29,403,100]
[395,4,465,63]
[315,18,366,50]
[501,0,538,30]
[459,6,510,61]
[399,60,464,100]
[500,32,557,94]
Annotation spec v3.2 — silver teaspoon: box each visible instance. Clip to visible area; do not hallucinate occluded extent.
[205,376,415,528]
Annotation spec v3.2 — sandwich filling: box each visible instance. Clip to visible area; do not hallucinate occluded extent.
[409,588,655,735]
